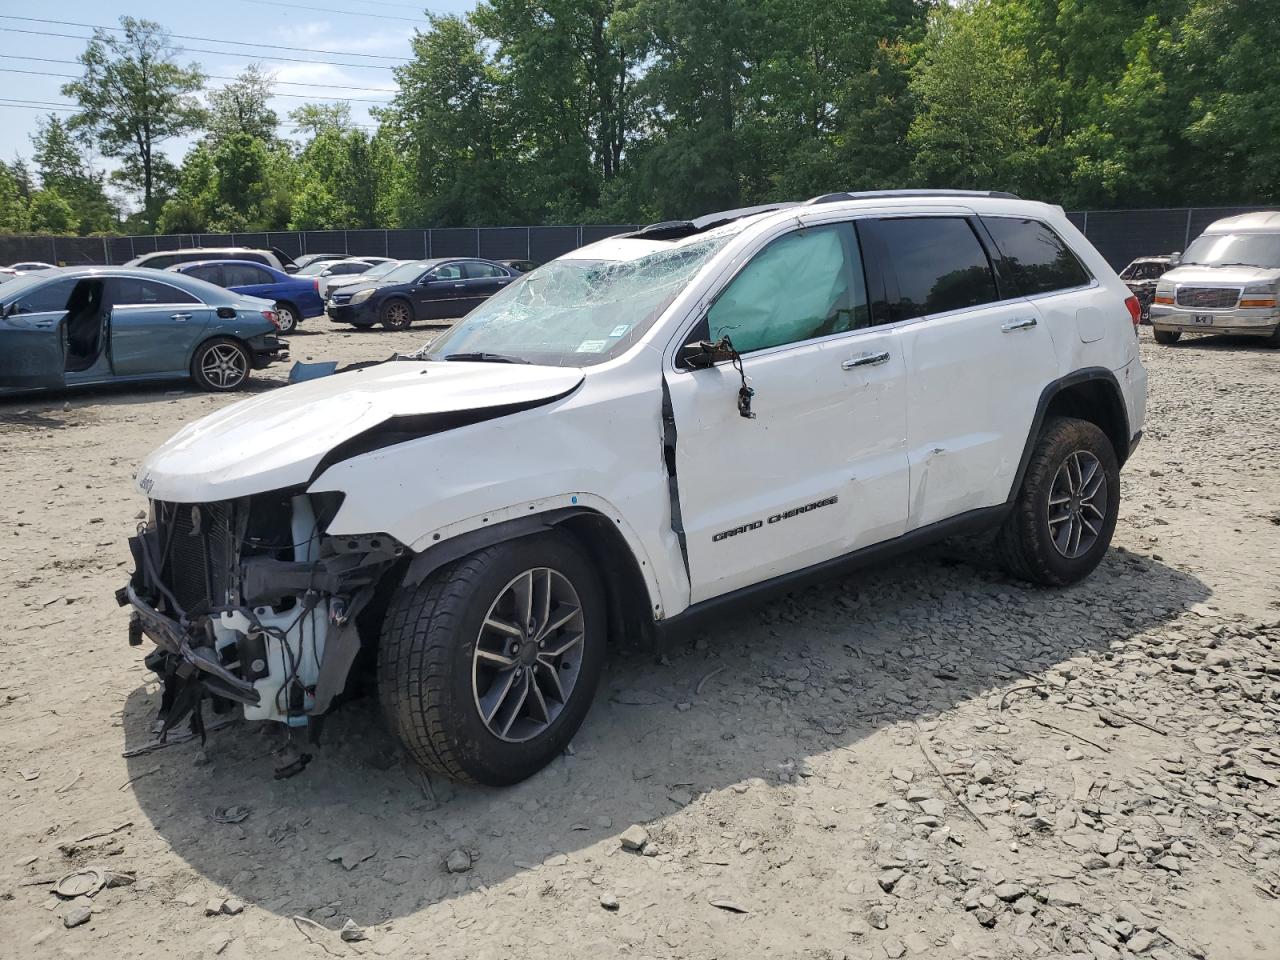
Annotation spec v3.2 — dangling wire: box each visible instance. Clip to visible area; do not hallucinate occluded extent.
[717,335,755,419]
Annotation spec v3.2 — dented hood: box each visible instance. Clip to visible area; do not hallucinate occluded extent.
[137,361,584,502]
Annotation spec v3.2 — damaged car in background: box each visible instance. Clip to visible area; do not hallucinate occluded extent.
[122,190,1146,785]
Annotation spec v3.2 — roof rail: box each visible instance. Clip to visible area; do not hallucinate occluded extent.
[624,202,799,241]
[805,189,1020,204]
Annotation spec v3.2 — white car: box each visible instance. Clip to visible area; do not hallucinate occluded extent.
[1149,211,1280,345]
[122,190,1147,784]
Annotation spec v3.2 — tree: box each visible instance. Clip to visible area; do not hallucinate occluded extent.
[28,190,78,234]
[31,115,118,233]
[382,15,522,225]
[0,162,30,233]
[61,16,205,228]
[207,64,279,146]
[288,102,353,141]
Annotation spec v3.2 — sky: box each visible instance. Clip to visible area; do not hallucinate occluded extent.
[0,1,476,189]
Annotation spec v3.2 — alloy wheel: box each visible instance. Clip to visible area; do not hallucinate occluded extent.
[275,305,297,333]
[385,301,411,329]
[471,568,584,743]
[200,343,248,389]
[1046,450,1108,558]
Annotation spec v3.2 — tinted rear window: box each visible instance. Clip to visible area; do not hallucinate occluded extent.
[982,217,1091,296]
[869,217,999,321]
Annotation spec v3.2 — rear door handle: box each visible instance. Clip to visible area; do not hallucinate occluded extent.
[1001,317,1037,332]
[842,351,890,370]
[171,312,192,321]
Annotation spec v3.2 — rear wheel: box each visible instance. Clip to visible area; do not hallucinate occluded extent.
[190,337,251,392]
[995,416,1120,586]
[1153,328,1181,345]
[378,532,606,785]
[380,298,412,331]
[273,302,298,334]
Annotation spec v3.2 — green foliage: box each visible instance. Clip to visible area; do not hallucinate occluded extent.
[207,64,280,146]
[28,190,78,235]
[9,0,1275,241]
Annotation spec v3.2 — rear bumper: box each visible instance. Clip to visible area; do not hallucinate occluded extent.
[248,333,288,368]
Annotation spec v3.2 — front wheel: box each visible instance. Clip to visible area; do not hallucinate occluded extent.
[273,302,298,334]
[380,298,413,331]
[1153,328,1181,345]
[994,416,1121,587]
[378,532,606,785]
[191,337,252,392]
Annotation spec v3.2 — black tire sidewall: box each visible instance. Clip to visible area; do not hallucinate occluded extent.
[1022,418,1121,585]
[191,337,251,392]
[381,298,412,330]
[422,534,606,785]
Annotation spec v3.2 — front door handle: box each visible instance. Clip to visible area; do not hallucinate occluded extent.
[1001,317,1037,332]
[170,312,192,322]
[453,283,465,289]
[842,351,890,370]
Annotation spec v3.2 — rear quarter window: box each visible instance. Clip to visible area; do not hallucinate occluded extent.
[981,217,1092,296]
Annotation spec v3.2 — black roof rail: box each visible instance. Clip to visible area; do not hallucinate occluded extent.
[623,202,800,241]
[805,189,1020,204]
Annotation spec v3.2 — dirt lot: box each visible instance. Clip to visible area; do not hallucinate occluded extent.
[1,325,1277,960]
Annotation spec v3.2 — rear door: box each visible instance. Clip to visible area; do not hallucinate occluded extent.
[224,263,279,299]
[107,277,214,376]
[460,261,514,313]
[0,276,75,391]
[860,215,1059,531]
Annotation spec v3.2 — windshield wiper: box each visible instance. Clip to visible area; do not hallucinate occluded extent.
[440,352,531,364]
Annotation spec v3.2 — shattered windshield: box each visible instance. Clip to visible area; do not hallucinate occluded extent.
[424,235,731,366]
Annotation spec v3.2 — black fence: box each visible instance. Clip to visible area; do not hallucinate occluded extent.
[2,206,1277,272]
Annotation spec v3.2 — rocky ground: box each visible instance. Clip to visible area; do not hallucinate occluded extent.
[0,325,1277,960]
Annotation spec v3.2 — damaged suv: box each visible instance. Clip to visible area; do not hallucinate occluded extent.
[122,191,1147,785]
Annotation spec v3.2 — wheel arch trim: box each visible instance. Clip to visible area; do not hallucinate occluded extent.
[1007,366,1131,506]
[400,494,666,622]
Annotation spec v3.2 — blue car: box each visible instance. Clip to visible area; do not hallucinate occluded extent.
[170,260,324,334]
[0,267,287,396]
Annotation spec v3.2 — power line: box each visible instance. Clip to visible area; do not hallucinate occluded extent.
[0,66,394,104]
[229,0,422,23]
[0,27,401,71]
[0,53,399,93]
[0,16,406,60]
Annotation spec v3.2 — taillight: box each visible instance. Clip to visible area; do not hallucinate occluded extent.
[313,279,320,292]
[1124,295,1141,328]
[262,309,280,330]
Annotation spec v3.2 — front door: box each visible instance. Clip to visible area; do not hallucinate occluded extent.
[106,277,214,376]
[665,221,910,604]
[414,262,466,319]
[0,276,77,391]
[859,215,1060,531]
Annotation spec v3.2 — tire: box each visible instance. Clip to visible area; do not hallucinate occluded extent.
[994,416,1120,587]
[378,532,606,786]
[273,302,299,334]
[380,298,413,331]
[1266,325,1280,348]
[1153,328,1181,345]
[190,337,252,392]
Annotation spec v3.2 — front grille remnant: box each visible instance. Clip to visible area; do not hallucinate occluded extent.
[1175,286,1239,309]
[154,500,235,617]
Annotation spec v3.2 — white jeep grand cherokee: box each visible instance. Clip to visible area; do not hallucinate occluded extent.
[121,190,1147,784]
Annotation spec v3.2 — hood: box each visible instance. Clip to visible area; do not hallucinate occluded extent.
[137,361,584,502]
[331,278,385,297]
[1162,264,1280,287]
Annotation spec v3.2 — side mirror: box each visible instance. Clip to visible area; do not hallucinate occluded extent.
[680,339,735,369]
[1168,252,1181,267]
[283,265,298,274]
